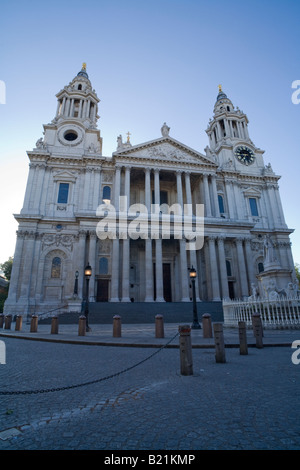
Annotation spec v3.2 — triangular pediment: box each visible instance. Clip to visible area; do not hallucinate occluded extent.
[113,136,217,167]
[53,170,77,182]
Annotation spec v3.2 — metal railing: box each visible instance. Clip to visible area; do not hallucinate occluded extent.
[222,296,300,329]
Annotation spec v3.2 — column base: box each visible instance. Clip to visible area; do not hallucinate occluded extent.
[155,297,165,302]
[181,297,190,302]
[121,297,131,302]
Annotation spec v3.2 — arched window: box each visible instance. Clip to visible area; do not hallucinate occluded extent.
[99,257,108,275]
[258,262,264,273]
[78,84,82,90]
[102,186,111,203]
[51,257,61,278]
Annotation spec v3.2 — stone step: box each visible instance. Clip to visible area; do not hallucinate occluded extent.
[39,301,223,324]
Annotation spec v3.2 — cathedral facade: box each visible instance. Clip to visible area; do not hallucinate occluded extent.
[4,65,296,316]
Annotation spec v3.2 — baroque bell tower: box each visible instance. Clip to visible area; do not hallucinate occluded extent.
[206,85,265,172]
[43,63,103,156]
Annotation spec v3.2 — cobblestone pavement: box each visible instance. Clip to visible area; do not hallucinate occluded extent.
[0,332,299,451]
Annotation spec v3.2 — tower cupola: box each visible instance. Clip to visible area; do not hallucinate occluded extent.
[206,85,251,151]
[53,63,100,129]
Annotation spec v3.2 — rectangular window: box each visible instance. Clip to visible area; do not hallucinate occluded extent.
[218,195,225,214]
[57,183,69,204]
[249,197,258,217]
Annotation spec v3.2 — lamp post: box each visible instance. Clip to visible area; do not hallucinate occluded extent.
[84,262,92,332]
[190,266,201,329]
[74,270,79,297]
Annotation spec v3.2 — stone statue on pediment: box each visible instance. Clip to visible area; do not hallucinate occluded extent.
[161,122,170,137]
[117,135,123,151]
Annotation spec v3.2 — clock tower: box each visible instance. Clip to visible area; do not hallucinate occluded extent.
[206,85,265,172]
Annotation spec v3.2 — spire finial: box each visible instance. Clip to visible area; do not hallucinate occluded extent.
[127,131,131,143]
[218,84,222,93]
[82,62,87,71]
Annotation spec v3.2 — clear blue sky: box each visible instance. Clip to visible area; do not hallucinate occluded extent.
[0,0,300,266]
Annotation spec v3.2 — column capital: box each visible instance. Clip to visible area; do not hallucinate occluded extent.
[79,230,87,239]
[235,236,244,246]
[217,235,226,243]
[89,230,97,240]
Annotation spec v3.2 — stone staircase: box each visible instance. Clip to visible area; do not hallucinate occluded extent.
[39,301,223,325]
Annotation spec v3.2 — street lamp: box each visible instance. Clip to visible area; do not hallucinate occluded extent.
[74,270,79,296]
[189,266,201,329]
[84,262,92,332]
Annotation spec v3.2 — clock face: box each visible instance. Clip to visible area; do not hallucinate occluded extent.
[234,146,255,165]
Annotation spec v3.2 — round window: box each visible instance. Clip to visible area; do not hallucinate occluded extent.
[64,131,78,141]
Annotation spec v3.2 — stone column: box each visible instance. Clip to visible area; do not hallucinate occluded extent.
[83,168,92,211]
[244,237,255,286]
[211,174,220,218]
[70,98,74,117]
[61,96,66,115]
[180,239,190,301]
[184,171,192,214]
[273,184,286,227]
[114,165,121,212]
[144,167,151,213]
[225,179,235,219]
[78,100,83,118]
[19,231,36,302]
[124,166,131,205]
[189,248,200,301]
[176,170,183,207]
[121,238,130,302]
[208,236,221,301]
[203,174,212,217]
[21,163,36,213]
[154,168,160,206]
[88,232,97,301]
[77,230,87,299]
[217,236,229,300]
[5,231,25,303]
[235,237,249,299]
[121,166,131,302]
[145,238,154,301]
[92,167,102,209]
[155,239,164,302]
[110,238,120,301]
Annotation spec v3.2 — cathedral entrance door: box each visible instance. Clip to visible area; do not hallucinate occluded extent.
[163,263,172,302]
[97,279,109,302]
[228,281,235,299]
